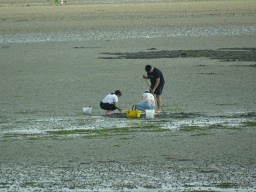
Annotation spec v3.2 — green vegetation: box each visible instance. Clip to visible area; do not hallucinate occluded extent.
[178,159,191,161]
[216,103,232,106]
[243,121,256,126]
[15,121,30,124]
[140,155,148,158]
[119,137,133,140]
[179,126,205,132]
[241,112,256,117]
[191,133,211,136]
[144,185,157,189]
[170,134,179,137]
[28,137,40,140]
[199,170,218,173]
[0,182,9,188]
[16,111,33,115]
[20,182,36,187]
[165,52,208,58]
[47,125,170,139]
[190,190,215,192]
[216,183,237,188]
[183,184,195,187]
[180,124,240,132]
[181,52,200,57]
[2,133,43,141]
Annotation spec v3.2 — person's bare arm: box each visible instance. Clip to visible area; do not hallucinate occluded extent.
[114,102,122,111]
[152,77,160,94]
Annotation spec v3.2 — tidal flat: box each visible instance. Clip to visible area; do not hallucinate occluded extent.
[1,0,256,191]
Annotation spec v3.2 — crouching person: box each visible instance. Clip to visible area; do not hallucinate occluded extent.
[135,90,155,112]
[100,90,122,115]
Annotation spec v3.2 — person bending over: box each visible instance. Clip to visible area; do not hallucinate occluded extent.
[135,90,155,112]
[100,90,122,115]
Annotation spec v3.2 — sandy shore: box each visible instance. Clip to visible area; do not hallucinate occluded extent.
[1,0,256,191]
[1,0,256,32]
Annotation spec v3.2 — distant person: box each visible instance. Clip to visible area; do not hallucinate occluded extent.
[100,90,122,115]
[135,90,155,112]
[143,65,165,113]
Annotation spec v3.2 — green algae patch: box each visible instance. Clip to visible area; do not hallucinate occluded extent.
[216,182,237,188]
[113,145,121,147]
[144,185,157,189]
[47,125,170,139]
[180,125,240,132]
[191,133,211,136]
[179,126,206,132]
[243,121,256,127]
[199,170,218,173]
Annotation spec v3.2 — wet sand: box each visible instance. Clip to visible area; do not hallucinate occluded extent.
[1,0,256,191]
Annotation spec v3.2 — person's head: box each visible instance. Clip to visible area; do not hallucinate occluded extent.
[145,65,153,73]
[115,90,122,97]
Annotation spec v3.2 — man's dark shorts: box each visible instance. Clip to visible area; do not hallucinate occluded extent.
[152,84,164,95]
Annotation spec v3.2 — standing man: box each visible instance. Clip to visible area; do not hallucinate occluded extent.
[143,65,165,113]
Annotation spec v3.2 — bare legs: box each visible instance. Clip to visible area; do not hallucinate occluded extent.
[155,94,161,113]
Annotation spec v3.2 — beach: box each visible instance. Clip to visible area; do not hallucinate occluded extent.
[0,0,256,191]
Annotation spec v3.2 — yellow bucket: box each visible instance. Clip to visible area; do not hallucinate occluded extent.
[126,110,141,118]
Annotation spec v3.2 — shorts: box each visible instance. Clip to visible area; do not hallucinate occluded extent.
[152,84,164,95]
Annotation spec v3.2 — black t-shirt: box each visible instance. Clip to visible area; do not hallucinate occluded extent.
[147,67,165,87]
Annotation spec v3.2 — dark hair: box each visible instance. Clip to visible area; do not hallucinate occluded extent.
[145,65,152,72]
[114,90,122,96]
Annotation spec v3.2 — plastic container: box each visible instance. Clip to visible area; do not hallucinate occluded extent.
[146,110,155,119]
[83,107,92,114]
[126,110,141,118]
[59,0,63,4]
[55,0,59,3]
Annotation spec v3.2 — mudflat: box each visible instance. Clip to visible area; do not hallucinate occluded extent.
[0,0,256,191]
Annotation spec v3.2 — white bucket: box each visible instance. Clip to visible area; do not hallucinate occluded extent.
[83,107,92,114]
[59,0,63,4]
[146,110,155,119]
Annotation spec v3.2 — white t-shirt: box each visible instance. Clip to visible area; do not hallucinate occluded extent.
[102,94,118,104]
[141,93,154,103]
